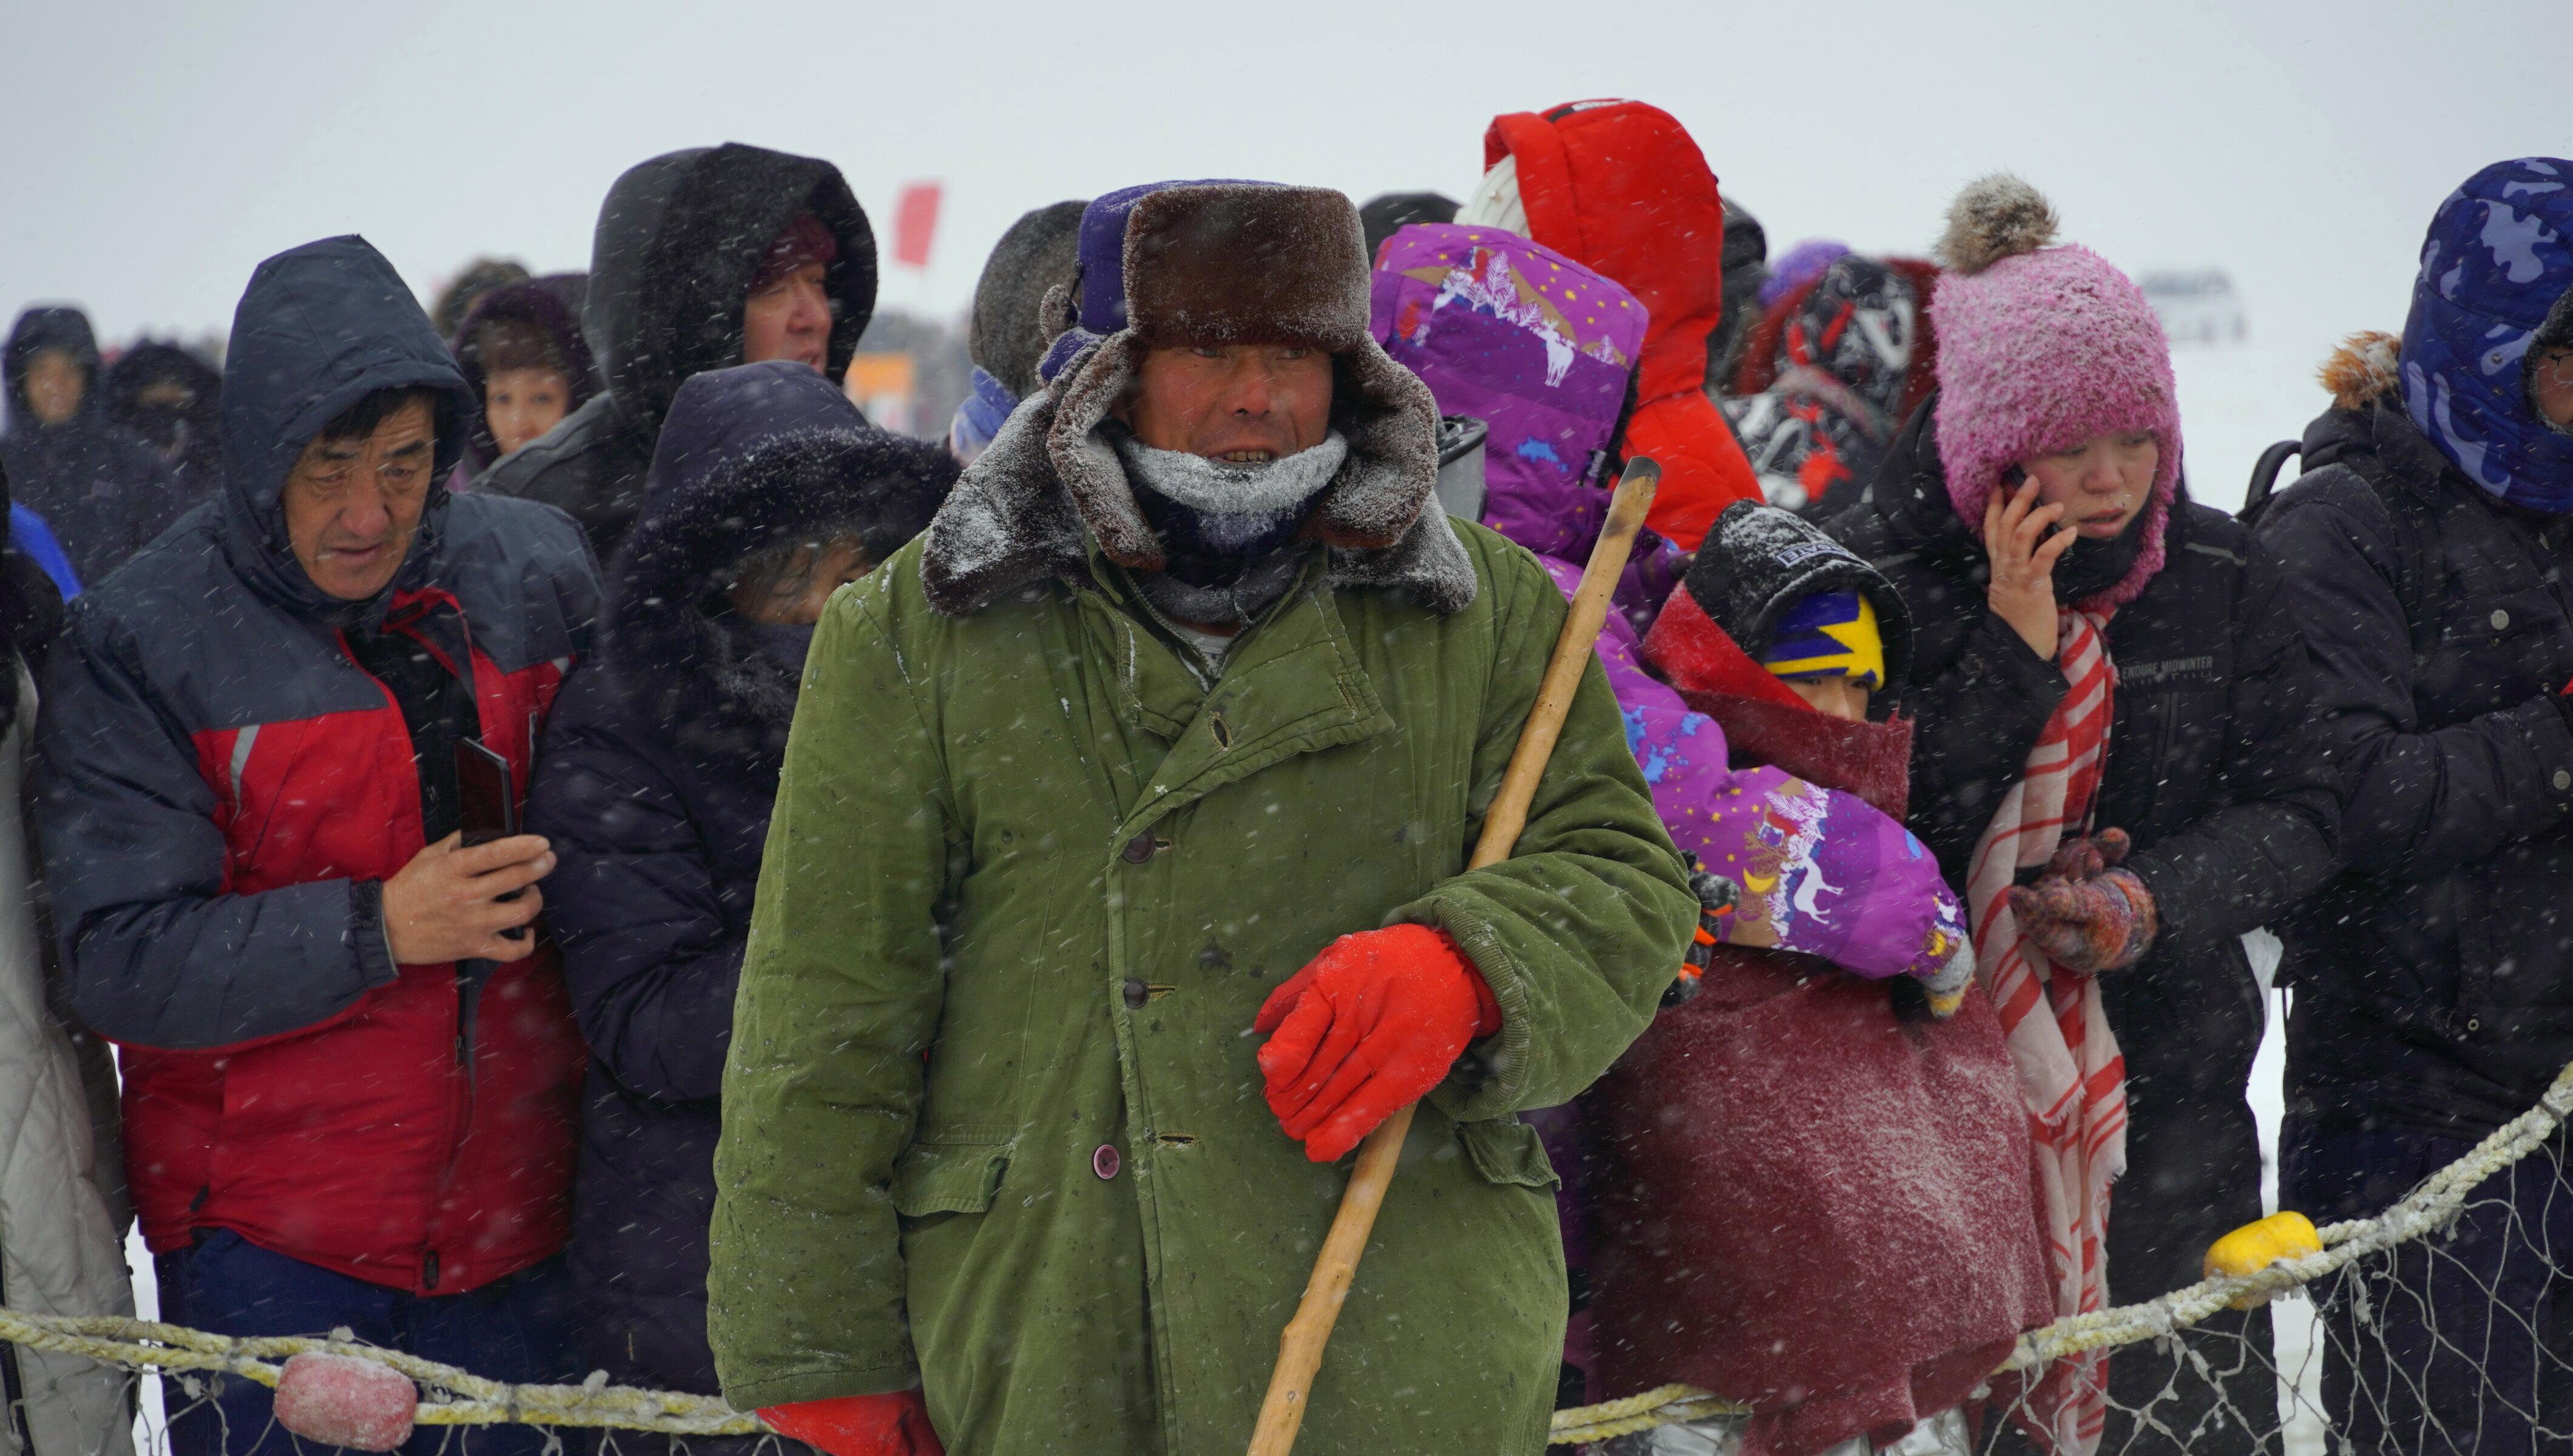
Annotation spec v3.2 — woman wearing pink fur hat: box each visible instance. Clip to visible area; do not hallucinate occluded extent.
[1823,176,2340,1456]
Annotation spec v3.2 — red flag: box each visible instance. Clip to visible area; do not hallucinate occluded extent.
[892,183,942,269]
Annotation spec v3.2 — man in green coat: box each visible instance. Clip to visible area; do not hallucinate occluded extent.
[708,181,1696,1456]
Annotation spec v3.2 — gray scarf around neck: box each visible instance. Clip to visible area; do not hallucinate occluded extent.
[1113,431,1348,629]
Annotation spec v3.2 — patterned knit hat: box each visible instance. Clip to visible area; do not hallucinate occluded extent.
[1929,175,2180,610]
[1760,591,1885,688]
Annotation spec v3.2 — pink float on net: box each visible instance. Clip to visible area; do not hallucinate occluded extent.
[272,1350,419,1452]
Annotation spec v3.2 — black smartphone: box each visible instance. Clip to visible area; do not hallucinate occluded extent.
[456,739,518,847]
[455,740,530,942]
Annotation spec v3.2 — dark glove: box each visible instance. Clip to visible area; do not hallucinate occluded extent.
[1254,925,1501,1162]
[1663,855,1740,1008]
[2009,866,2158,973]
[759,1392,944,1456]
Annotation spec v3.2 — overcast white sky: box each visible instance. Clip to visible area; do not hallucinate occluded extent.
[4,0,2563,380]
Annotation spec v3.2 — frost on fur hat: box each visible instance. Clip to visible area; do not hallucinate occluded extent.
[1037,181,1374,380]
[1930,174,2181,610]
[922,181,1456,617]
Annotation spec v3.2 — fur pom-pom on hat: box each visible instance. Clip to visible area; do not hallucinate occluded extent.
[1938,175,2059,276]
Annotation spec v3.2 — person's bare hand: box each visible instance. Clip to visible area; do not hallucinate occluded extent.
[382,833,553,963]
[1984,477,2075,659]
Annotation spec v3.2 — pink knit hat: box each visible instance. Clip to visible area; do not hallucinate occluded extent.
[1930,175,2180,610]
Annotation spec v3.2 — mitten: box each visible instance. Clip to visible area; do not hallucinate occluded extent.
[759,1392,944,1456]
[2009,866,2158,972]
[1253,925,1501,1162]
[2041,826,2132,884]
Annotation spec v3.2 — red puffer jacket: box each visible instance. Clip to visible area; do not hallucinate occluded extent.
[39,235,597,1296]
[1484,100,1763,550]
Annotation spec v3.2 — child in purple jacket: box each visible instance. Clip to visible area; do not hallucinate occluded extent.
[1371,224,1976,1409]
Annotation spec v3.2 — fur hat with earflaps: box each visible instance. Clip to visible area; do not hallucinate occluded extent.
[1930,175,2180,610]
[922,181,1466,617]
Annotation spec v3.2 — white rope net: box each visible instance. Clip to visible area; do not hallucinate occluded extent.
[2,1059,2565,1456]
[1566,1057,2573,1454]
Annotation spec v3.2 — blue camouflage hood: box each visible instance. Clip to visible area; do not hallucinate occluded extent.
[218,235,481,621]
[2402,157,2573,512]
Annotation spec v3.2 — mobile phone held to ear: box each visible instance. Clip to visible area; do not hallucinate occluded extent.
[455,740,531,942]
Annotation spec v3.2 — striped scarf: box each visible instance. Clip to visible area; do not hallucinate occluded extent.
[1966,607,2131,1456]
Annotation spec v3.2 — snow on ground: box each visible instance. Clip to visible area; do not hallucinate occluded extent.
[129,1227,166,1453]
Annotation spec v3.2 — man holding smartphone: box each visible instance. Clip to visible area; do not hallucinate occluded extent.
[35,235,597,1456]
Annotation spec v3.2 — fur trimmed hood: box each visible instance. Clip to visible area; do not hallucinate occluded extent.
[607,361,956,783]
[922,183,1470,618]
[2319,331,2402,411]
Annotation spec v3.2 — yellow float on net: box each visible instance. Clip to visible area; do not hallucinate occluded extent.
[2202,1211,2324,1309]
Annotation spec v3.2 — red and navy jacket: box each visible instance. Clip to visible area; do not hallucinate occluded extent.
[35,236,601,1295]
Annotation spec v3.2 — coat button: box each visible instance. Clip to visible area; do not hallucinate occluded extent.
[1093,1144,1120,1180]
[2491,608,2511,630]
[2555,769,2572,792]
[1122,831,1157,864]
[2467,1018,2483,1033]
[1123,978,1148,1009]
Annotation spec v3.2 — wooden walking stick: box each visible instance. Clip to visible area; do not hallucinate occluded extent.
[1246,457,1664,1456]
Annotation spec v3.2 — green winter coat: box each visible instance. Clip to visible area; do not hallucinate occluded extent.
[708,331,1692,1455]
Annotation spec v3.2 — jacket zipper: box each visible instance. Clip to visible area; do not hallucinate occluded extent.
[419,613,496,1295]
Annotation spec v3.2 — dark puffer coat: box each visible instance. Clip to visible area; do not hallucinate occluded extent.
[2259,345,2573,1139]
[3,308,181,588]
[476,144,877,562]
[1824,401,2339,1447]
[527,361,953,1394]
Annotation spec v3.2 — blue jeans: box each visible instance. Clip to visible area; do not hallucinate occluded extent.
[2279,1119,2573,1454]
[155,1230,575,1456]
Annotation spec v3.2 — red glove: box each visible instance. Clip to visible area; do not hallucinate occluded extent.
[758,1392,943,1456]
[1253,925,1501,1162]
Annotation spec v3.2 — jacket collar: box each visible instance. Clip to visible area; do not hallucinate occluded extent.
[919,332,1475,618]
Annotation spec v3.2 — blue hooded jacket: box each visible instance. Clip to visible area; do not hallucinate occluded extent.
[2402,157,2573,513]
